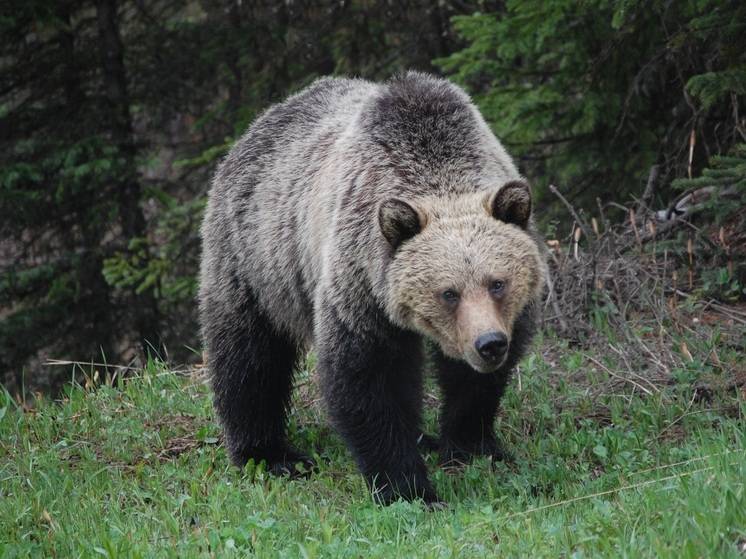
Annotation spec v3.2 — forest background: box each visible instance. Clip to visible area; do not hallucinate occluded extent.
[2,0,745,394]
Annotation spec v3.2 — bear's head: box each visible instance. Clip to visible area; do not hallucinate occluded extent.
[379,180,546,373]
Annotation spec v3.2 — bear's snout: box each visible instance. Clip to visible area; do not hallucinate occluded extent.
[474,331,508,362]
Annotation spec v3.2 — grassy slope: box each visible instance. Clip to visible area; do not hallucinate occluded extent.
[1,340,745,558]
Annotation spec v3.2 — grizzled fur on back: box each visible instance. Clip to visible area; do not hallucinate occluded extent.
[199,72,547,505]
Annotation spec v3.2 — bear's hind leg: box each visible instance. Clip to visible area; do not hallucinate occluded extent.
[204,294,312,476]
[434,350,512,465]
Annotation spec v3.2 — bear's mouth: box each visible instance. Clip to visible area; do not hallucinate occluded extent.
[463,347,509,374]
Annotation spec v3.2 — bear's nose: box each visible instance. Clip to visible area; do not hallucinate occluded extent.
[475,332,508,361]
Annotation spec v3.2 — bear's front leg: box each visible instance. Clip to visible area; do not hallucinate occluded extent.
[316,307,438,505]
[433,350,513,465]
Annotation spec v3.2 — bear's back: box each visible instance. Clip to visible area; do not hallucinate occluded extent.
[215,77,371,195]
[202,77,379,340]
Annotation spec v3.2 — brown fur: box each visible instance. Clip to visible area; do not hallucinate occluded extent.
[199,72,548,504]
[383,191,545,372]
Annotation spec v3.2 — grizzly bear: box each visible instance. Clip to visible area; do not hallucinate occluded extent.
[199,72,547,505]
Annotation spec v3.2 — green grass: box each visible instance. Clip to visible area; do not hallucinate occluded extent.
[1,342,744,558]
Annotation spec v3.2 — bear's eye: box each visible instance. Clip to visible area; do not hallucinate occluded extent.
[489,280,506,297]
[441,289,460,305]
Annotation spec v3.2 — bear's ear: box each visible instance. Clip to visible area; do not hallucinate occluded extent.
[378,198,424,250]
[486,180,532,228]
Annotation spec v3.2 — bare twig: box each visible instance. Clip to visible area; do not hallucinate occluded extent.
[639,164,660,211]
[583,353,655,396]
[45,359,140,371]
[545,274,569,333]
[549,184,593,242]
[502,463,735,521]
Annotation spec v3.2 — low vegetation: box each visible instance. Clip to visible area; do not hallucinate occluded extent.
[2,328,744,557]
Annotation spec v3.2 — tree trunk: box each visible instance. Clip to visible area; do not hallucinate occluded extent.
[226,0,243,114]
[96,0,161,357]
[59,0,117,367]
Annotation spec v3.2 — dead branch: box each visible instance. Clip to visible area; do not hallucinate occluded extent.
[639,164,660,211]
[549,184,593,242]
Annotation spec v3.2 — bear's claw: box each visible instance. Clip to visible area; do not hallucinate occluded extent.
[267,452,317,479]
[236,445,316,479]
[369,469,440,506]
[439,436,514,467]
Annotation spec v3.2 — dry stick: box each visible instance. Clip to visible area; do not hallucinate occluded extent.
[549,184,593,242]
[44,359,196,378]
[629,208,642,250]
[628,449,744,477]
[609,271,627,326]
[545,274,569,333]
[671,289,746,325]
[595,197,629,310]
[656,390,699,441]
[636,328,674,377]
[606,201,632,214]
[549,184,598,314]
[502,462,739,521]
[605,343,661,393]
[687,128,696,179]
[583,353,654,396]
[659,205,726,254]
[687,236,694,291]
[572,227,582,262]
[662,249,668,305]
[45,359,140,371]
[639,164,660,211]
[620,216,687,252]
[647,220,658,266]
[596,198,612,242]
[720,226,734,278]
[708,300,746,318]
